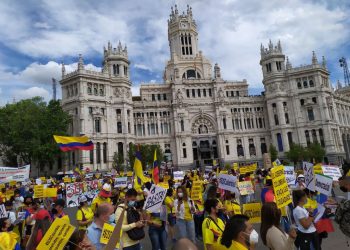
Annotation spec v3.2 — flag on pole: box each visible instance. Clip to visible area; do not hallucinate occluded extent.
[152,150,159,184]
[53,135,93,152]
[133,150,147,184]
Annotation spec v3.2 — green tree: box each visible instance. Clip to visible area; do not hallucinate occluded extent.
[0,97,71,169]
[113,151,124,172]
[128,143,164,170]
[285,143,307,166]
[269,144,278,162]
[306,142,326,163]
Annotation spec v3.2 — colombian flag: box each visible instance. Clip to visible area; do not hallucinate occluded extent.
[53,135,94,152]
[133,150,147,184]
[152,150,159,184]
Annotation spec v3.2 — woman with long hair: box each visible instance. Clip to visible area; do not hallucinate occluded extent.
[76,196,93,231]
[26,209,52,250]
[174,185,196,243]
[292,189,320,250]
[260,202,296,250]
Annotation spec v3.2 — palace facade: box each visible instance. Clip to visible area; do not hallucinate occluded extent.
[60,5,350,171]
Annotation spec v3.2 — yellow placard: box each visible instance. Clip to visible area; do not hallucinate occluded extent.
[127,171,133,177]
[44,188,57,198]
[271,165,292,209]
[239,167,248,175]
[158,182,169,189]
[63,177,71,183]
[233,163,239,171]
[243,203,261,223]
[0,183,5,189]
[100,223,122,248]
[191,181,203,201]
[163,175,170,182]
[248,163,257,172]
[233,203,242,214]
[9,181,17,187]
[37,218,75,250]
[34,185,44,198]
[220,170,228,174]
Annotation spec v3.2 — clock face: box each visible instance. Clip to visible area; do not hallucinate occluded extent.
[181,23,188,29]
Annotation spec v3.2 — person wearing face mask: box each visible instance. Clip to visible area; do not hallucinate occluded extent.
[115,188,144,250]
[220,214,258,250]
[174,186,197,243]
[51,199,70,223]
[260,202,296,250]
[91,183,112,213]
[4,201,16,225]
[202,199,226,250]
[76,196,94,231]
[87,203,115,250]
[26,209,52,250]
[292,189,320,250]
[0,217,20,250]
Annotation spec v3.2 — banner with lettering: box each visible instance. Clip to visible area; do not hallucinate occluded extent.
[218,174,237,192]
[271,165,292,209]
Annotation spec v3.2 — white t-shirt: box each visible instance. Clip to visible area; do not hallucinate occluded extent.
[293,206,316,233]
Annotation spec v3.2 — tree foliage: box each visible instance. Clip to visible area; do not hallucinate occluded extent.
[285,142,326,164]
[269,144,278,162]
[285,143,307,165]
[113,151,124,172]
[0,97,71,168]
[128,143,164,170]
[306,142,326,163]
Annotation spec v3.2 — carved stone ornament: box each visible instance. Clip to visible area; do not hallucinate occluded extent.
[114,87,122,97]
[191,117,215,134]
[176,89,184,102]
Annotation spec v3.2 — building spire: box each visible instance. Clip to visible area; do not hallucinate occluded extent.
[312,51,318,65]
[78,54,84,71]
[61,62,66,78]
[322,56,327,69]
[286,56,292,69]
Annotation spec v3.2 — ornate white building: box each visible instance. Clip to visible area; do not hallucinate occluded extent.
[60,5,350,171]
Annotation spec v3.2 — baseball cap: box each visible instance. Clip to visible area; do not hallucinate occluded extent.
[99,183,112,198]
[33,209,51,220]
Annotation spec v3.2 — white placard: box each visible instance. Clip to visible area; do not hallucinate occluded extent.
[173,171,184,180]
[218,174,237,192]
[0,165,30,183]
[0,204,7,218]
[143,184,167,212]
[315,174,333,196]
[114,177,128,187]
[303,162,315,191]
[321,165,342,181]
[205,166,213,173]
[284,166,296,186]
[36,178,42,185]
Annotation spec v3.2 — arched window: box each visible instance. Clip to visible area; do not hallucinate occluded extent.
[182,143,187,158]
[87,86,92,95]
[297,82,302,89]
[303,81,308,88]
[309,80,314,87]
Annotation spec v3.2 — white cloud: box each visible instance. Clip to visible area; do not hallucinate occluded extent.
[134,64,152,71]
[131,86,140,96]
[16,86,50,100]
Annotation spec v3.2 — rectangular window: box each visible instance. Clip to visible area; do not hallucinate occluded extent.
[307,108,315,121]
[183,148,187,158]
[89,149,94,164]
[197,89,201,97]
[277,133,283,152]
[186,89,190,98]
[226,145,230,155]
[203,89,207,97]
[192,89,195,97]
[163,94,167,100]
[117,122,122,134]
[209,89,212,97]
[157,94,161,100]
[89,107,93,114]
[274,114,279,125]
[95,119,101,133]
[285,113,289,124]
[152,94,155,101]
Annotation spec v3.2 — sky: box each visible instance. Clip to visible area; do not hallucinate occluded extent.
[0,0,349,106]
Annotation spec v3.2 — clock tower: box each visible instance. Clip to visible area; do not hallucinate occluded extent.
[164,5,212,82]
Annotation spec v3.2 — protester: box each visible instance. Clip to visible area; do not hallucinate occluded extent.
[51,198,70,222]
[260,202,296,250]
[335,175,350,244]
[146,207,167,250]
[223,191,241,217]
[91,183,112,213]
[174,185,196,243]
[76,196,94,230]
[295,175,306,190]
[86,203,114,250]
[261,179,274,203]
[26,209,52,250]
[4,200,16,224]
[172,238,198,250]
[165,188,177,243]
[202,199,225,250]
[115,188,145,250]
[67,229,96,250]
[292,189,320,250]
[220,214,258,250]
[0,217,20,250]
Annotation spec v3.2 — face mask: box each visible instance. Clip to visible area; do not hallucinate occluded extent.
[178,193,183,198]
[245,229,259,245]
[15,197,21,201]
[109,213,115,224]
[128,201,136,207]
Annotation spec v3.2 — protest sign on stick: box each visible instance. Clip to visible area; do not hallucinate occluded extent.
[237,181,254,195]
[143,184,167,212]
[303,162,315,191]
[114,177,128,187]
[104,204,126,250]
[271,165,292,209]
[315,174,333,196]
[284,166,296,186]
[173,171,184,180]
[0,204,7,218]
[243,203,261,223]
[34,185,44,198]
[218,174,237,192]
[321,165,342,181]
[191,181,203,200]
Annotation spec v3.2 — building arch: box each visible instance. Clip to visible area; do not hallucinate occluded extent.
[191,114,217,134]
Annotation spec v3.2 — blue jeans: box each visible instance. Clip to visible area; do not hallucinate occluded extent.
[177,219,195,243]
[149,226,167,250]
[123,243,141,250]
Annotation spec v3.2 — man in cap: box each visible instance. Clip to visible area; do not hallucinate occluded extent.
[91,183,112,213]
[51,198,70,223]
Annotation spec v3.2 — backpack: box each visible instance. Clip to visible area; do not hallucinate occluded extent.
[118,206,145,241]
[335,199,350,237]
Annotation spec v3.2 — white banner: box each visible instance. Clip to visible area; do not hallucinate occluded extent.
[0,204,7,218]
[173,171,184,180]
[0,165,30,183]
[205,166,213,173]
[66,180,99,207]
[284,166,296,186]
[315,174,333,196]
[218,174,237,192]
[143,184,167,212]
[303,162,315,191]
[114,177,128,187]
[321,165,342,181]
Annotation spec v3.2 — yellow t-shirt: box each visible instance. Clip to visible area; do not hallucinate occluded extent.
[224,200,241,215]
[218,239,248,250]
[184,202,193,221]
[202,217,226,250]
[305,198,317,210]
[76,207,94,230]
[147,212,163,227]
[91,196,111,213]
[165,196,174,214]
